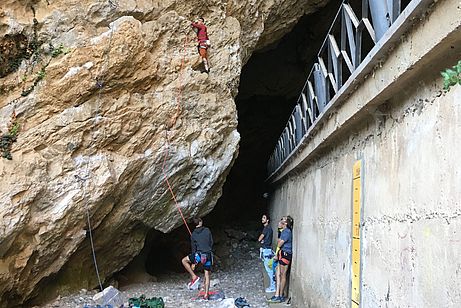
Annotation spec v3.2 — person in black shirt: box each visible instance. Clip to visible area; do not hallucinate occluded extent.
[181,217,213,299]
[258,214,275,292]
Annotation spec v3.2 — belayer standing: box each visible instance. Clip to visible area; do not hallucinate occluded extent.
[269,216,293,303]
[258,214,276,293]
[181,217,214,299]
[191,17,210,73]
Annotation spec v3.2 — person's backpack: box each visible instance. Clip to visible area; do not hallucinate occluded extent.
[128,294,164,308]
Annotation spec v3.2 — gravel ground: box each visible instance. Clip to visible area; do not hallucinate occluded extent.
[40,241,270,308]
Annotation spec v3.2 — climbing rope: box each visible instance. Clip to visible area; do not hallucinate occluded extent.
[161,131,192,236]
[76,173,104,291]
[161,33,192,236]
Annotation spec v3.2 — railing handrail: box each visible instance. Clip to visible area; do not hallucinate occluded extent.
[267,0,411,176]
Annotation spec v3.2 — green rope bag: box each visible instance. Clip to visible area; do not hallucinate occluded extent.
[128,294,164,308]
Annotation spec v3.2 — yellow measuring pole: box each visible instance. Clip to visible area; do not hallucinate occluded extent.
[351,160,362,307]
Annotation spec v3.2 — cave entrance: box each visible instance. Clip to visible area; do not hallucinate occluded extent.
[208,1,339,225]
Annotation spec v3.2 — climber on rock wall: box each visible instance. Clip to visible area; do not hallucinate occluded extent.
[191,17,210,73]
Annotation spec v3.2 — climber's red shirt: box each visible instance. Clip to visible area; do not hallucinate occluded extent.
[191,22,209,42]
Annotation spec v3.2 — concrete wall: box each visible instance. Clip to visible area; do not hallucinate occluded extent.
[268,1,461,307]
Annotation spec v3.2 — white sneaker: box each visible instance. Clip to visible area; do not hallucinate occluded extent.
[265,287,276,293]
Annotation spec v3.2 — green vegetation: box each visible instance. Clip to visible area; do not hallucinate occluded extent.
[441,60,461,90]
[1,7,69,92]
[0,34,31,77]
[51,43,69,58]
[21,65,47,96]
[0,113,20,160]
[20,43,70,96]
[36,67,46,81]
[0,5,71,160]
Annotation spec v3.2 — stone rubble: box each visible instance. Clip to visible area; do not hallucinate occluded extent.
[40,241,270,308]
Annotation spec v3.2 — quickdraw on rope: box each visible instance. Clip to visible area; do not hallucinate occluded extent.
[161,33,192,236]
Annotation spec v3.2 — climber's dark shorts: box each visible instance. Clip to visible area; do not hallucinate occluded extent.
[189,252,213,271]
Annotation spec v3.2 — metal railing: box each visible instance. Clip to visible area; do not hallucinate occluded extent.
[268,0,410,175]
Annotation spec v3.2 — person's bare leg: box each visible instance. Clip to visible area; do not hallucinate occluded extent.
[205,51,210,71]
[279,265,288,298]
[182,256,197,280]
[204,270,211,299]
[202,56,209,72]
[199,48,209,72]
[274,262,282,297]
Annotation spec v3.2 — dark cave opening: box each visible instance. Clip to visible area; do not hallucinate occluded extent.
[118,1,340,281]
[208,0,340,225]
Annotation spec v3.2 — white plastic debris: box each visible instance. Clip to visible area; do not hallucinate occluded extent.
[92,286,126,307]
[217,298,236,308]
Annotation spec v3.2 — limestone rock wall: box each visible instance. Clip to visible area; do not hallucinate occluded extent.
[0,0,326,306]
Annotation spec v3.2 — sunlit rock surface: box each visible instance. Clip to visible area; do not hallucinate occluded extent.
[0,0,326,305]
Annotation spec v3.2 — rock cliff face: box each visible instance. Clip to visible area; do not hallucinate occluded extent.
[0,0,326,306]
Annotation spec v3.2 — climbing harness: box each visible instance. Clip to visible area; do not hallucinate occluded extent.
[277,250,292,266]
